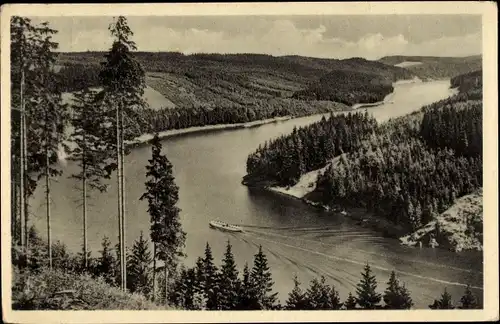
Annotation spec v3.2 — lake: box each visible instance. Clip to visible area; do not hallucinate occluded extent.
[30,79,482,308]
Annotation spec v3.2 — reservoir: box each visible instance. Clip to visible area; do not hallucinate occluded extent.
[30,79,482,308]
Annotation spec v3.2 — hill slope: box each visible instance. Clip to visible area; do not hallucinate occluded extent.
[378,55,482,80]
[400,189,483,252]
[57,52,414,110]
[12,268,164,310]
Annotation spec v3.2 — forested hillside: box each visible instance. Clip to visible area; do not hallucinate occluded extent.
[244,70,483,240]
[291,70,395,105]
[57,52,413,109]
[244,112,378,187]
[378,55,481,80]
[450,70,482,94]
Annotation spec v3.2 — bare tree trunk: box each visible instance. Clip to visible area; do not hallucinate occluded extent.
[152,244,156,302]
[12,165,18,244]
[83,161,88,269]
[164,261,169,305]
[19,68,25,254]
[115,105,123,290]
[45,134,52,269]
[120,107,127,290]
[23,109,29,266]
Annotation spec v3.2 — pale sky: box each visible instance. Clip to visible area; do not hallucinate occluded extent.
[31,15,482,60]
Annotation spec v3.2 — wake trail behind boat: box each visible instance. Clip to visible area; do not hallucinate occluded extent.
[244,227,482,275]
[244,231,483,290]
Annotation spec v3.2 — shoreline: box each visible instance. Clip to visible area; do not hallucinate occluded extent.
[262,184,408,239]
[351,100,389,110]
[126,115,293,147]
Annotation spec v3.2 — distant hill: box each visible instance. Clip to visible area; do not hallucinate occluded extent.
[56,52,414,109]
[378,55,482,80]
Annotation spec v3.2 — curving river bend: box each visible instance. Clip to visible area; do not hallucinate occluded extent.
[31,79,483,308]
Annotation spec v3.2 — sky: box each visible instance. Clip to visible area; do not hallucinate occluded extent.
[31,15,482,60]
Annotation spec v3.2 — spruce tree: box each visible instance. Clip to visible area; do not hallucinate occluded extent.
[251,245,278,310]
[201,243,220,310]
[99,15,147,290]
[458,285,479,309]
[98,236,116,285]
[127,231,153,296]
[429,288,455,309]
[194,256,207,308]
[344,292,357,310]
[383,271,414,309]
[305,276,332,310]
[140,134,185,301]
[355,263,381,309]
[329,283,343,310]
[218,240,241,310]
[177,267,199,310]
[237,262,259,310]
[285,275,309,310]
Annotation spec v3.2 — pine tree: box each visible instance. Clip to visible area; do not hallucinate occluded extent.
[201,243,220,310]
[251,245,278,310]
[176,267,199,310]
[429,288,455,309]
[355,263,381,309]
[127,232,153,296]
[329,283,343,310]
[193,256,207,308]
[98,236,116,285]
[76,244,93,274]
[140,134,185,302]
[218,240,241,310]
[237,262,259,310]
[458,285,479,309]
[383,271,413,309]
[343,292,357,310]
[70,88,115,269]
[51,240,71,271]
[285,275,309,310]
[305,276,332,310]
[99,15,147,290]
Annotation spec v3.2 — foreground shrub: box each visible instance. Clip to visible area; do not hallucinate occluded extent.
[12,267,163,310]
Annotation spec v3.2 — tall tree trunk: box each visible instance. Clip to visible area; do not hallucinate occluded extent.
[83,160,88,269]
[164,261,169,305]
[115,105,123,289]
[45,134,52,269]
[23,108,29,266]
[120,106,127,290]
[12,164,18,244]
[19,68,26,255]
[152,244,156,302]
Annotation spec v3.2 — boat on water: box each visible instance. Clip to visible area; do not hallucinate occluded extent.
[209,220,243,233]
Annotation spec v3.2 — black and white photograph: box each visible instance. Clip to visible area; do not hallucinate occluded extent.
[1,2,497,323]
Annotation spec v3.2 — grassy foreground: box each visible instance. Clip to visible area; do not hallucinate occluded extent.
[12,267,165,310]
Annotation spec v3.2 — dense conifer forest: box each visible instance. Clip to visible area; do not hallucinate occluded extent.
[292,70,395,105]
[245,112,378,186]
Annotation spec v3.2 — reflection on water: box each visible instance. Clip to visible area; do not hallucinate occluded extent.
[30,80,481,308]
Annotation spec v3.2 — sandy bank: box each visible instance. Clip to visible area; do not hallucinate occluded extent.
[126,116,292,147]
